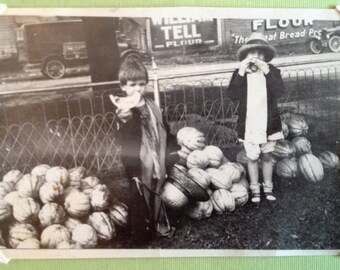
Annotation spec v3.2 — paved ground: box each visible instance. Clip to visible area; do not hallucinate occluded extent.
[155,52,340,80]
[0,52,340,94]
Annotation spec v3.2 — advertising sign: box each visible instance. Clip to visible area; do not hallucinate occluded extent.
[150,18,218,51]
[227,19,337,45]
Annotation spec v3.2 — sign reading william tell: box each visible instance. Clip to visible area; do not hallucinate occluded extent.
[150,18,218,50]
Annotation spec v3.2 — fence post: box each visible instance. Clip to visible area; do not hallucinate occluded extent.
[152,56,161,108]
[65,95,78,168]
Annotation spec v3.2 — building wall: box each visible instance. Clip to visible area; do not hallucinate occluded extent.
[0,16,18,60]
[1,16,339,64]
[119,18,147,52]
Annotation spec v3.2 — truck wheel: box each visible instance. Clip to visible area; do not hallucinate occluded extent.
[328,35,340,52]
[309,39,323,54]
[43,58,66,79]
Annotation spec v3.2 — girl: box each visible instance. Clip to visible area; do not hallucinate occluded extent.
[227,33,285,203]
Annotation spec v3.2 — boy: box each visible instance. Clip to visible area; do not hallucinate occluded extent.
[227,33,285,203]
[110,59,179,243]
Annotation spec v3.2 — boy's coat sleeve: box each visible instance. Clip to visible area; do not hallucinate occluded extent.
[115,110,142,179]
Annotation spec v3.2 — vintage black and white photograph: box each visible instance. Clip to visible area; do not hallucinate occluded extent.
[0,8,339,258]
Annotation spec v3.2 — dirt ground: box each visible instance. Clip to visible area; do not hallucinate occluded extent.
[1,53,339,250]
[103,144,340,250]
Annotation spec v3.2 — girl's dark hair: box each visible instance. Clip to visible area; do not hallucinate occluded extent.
[118,58,149,86]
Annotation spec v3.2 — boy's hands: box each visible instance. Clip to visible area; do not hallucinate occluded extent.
[109,94,133,123]
[116,108,133,123]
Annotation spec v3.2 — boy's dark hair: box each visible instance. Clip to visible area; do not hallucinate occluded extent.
[118,58,149,86]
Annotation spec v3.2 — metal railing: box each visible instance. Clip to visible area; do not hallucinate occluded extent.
[0,86,124,174]
[0,63,339,175]
[159,64,340,145]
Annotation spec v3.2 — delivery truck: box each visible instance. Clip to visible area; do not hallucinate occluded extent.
[19,20,141,79]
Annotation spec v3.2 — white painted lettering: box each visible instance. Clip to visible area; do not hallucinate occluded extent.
[278,19,290,28]
[300,29,306,38]
[165,39,203,47]
[152,17,164,26]
[252,20,264,31]
[308,28,322,36]
[304,19,314,26]
[265,19,276,30]
[173,25,183,39]
[169,18,178,24]
[160,26,172,40]
[182,25,192,38]
[267,32,277,41]
[291,19,303,27]
[191,24,201,38]
[279,31,286,39]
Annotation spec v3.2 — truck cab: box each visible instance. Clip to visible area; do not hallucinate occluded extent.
[19,20,141,79]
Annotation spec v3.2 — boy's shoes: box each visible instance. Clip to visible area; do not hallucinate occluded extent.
[156,226,176,239]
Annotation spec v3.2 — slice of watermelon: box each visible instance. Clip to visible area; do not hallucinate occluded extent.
[110,92,141,110]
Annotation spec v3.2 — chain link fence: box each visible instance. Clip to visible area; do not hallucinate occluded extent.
[0,63,339,175]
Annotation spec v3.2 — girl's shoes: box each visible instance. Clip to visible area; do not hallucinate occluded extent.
[250,184,261,203]
[250,183,276,203]
[251,192,276,203]
[264,192,276,201]
[251,192,261,203]
[263,183,276,201]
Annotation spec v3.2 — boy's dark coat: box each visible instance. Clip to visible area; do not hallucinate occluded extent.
[115,97,180,242]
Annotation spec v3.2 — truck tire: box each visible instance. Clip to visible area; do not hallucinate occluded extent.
[309,39,323,54]
[43,57,66,79]
[328,35,340,52]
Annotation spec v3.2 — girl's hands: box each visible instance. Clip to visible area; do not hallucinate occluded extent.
[250,58,270,74]
[238,58,270,76]
[238,58,252,76]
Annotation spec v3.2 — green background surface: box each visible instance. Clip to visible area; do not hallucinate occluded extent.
[1,0,340,269]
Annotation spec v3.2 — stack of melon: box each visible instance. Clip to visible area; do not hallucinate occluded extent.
[236,113,339,183]
[0,166,128,249]
[161,127,249,220]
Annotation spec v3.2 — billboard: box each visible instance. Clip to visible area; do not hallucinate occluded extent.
[223,19,338,45]
[149,18,218,51]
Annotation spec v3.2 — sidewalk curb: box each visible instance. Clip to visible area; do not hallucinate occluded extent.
[155,57,340,80]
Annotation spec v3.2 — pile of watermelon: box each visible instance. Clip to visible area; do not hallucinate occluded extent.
[161,127,250,220]
[0,166,128,249]
[163,113,339,220]
[237,113,339,183]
